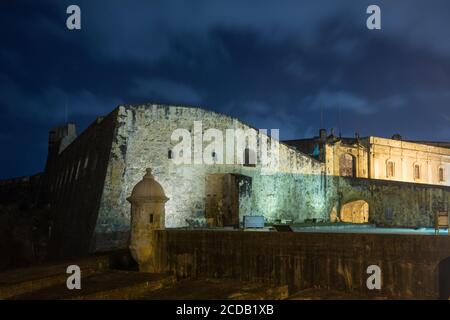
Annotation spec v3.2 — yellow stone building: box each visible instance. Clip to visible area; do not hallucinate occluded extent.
[285,130,450,187]
[285,131,450,223]
[327,136,450,187]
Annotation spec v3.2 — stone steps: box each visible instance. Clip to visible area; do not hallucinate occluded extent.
[0,255,112,299]
[138,278,289,300]
[9,270,175,300]
[288,288,390,300]
[0,251,288,300]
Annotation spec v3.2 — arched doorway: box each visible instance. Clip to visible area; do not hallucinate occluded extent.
[340,200,369,223]
[439,257,450,300]
[339,153,356,177]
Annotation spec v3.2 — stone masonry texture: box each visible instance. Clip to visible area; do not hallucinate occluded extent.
[37,103,450,257]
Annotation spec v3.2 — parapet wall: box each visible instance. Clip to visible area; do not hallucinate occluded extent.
[151,229,450,299]
[338,177,450,227]
[0,173,43,206]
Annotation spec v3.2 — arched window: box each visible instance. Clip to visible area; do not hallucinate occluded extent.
[386,160,395,178]
[414,164,421,180]
[168,149,173,159]
[439,167,445,182]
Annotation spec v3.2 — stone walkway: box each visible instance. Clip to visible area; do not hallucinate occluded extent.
[0,253,288,300]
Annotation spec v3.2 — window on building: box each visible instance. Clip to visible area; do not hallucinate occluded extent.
[386,161,395,178]
[414,164,421,180]
[439,167,445,182]
[244,148,256,167]
[149,214,154,224]
[168,149,173,159]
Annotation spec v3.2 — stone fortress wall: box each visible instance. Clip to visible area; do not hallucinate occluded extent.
[43,110,119,257]
[1,103,449,258]
[94,104,332,250]
[336,176,450,227]
[0,173,43,205]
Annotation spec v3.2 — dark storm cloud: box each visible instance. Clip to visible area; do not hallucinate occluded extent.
[0,0,450,178]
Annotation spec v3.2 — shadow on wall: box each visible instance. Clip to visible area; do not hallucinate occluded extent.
[439,256,450,300]
[0,204,51,272]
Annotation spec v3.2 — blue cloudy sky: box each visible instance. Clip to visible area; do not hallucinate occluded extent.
[1,0,450,178]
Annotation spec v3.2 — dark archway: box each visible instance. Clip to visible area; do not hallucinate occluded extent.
[439,257,450,300]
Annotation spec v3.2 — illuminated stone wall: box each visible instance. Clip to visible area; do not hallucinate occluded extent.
[340,200,369,223]
[325,141,369,178]
[42,103,450,255]
[337,177,450,227]
[94,104,331,249]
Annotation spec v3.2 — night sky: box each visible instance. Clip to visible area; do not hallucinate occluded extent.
[1,0,450,179]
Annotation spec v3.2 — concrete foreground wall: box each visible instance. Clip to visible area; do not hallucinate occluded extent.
[151,229,450,299]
